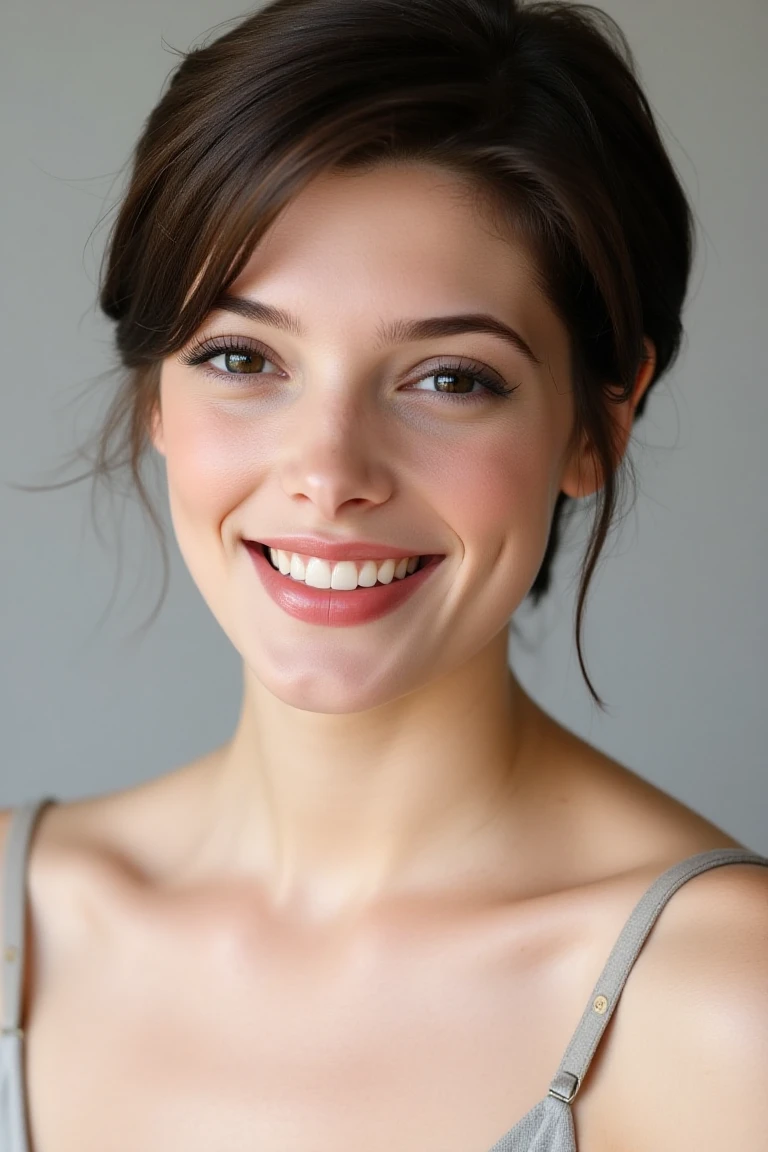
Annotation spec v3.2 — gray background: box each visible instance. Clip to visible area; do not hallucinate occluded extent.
[2,0,766,851]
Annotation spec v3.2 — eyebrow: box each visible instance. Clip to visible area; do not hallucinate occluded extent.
[209,293,543,367]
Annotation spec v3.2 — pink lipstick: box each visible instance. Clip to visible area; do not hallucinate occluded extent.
[244,542,444,627]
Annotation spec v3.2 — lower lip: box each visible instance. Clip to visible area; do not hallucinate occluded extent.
[244,543,445,627]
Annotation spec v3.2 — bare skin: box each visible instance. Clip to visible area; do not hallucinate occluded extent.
[4,164,766,1152]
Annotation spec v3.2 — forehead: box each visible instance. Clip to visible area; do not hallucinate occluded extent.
[246,162,527,256]
[226,163,551,324]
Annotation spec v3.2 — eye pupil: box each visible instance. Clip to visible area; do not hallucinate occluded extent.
[225,352,256,373]
[435,372,472,394]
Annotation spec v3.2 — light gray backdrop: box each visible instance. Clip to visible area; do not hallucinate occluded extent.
[2,0,766,851]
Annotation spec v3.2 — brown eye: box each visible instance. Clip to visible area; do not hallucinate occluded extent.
[220,351,264,374]
[433,370,476,394]
[406,358,519,402]
[178,335,283,383]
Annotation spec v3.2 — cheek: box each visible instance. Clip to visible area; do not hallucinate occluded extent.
[418,420,559,563]
[159,394,274,638]
[161,395,269,532]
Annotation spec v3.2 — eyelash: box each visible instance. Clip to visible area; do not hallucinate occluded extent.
[178,334,520,404]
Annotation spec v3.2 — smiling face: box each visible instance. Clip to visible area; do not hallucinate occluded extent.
[152,162,589,713]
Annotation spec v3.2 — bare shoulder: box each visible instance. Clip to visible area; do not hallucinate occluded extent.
[0,803,14,905]
[0,767,220,1053]
[597,854,768,1151]
[0,806,11,855]
[0,754,224,939]
[538,722,768,1147]
[0,775,194,1026]
[0,808,16,1024]
[0,802,79,1029]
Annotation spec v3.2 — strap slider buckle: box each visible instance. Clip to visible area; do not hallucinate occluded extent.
[548,1070,580,1104]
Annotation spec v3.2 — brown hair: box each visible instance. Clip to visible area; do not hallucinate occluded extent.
[40,0,697,707]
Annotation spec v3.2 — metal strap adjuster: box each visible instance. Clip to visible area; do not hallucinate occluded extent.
[548,1070,580,1103]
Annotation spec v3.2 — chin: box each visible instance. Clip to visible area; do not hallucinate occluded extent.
[242,646,423,715]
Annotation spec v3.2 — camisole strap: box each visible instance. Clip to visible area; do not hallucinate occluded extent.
[1,798,59,1036]
[547,846,768,1106]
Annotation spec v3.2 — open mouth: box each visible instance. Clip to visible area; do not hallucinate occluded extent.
[244,540,446,625]
[255,541,436,587]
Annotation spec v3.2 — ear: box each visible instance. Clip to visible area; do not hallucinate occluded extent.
[560,337,657,500]
[148,397,166,457]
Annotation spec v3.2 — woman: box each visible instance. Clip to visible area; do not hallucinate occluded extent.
[2,0,766,1149]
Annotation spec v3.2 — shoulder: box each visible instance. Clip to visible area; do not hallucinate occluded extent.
[0,791,170,1036]
[0,806,11,852]
[0,806,15,911]
[0,804,64,1028]
[0,808,14,1024]
[601,857,768,1151]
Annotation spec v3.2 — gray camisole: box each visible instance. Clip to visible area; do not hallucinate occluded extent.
[3,796,767,1151]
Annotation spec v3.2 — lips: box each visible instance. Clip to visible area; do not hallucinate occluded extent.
[244,540,445,627]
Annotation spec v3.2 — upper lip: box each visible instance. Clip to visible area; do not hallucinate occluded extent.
[246,535,440,562]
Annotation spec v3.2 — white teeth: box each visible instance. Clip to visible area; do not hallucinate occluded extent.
[377,559,395,585]
[331,561,360,590]
[357,561,378,587]
[265,547,424,589]
[305,557,332,589]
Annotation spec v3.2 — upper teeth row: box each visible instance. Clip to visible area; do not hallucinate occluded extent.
[268,549,421,589]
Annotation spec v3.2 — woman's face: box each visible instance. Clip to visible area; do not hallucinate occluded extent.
[154,163,582,713]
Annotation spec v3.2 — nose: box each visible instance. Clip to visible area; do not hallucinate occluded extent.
[277,384,395,519]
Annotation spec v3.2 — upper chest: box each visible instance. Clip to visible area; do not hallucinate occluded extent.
[19,856,645,1152]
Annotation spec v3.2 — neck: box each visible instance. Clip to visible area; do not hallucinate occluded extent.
[195,630,544,918]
